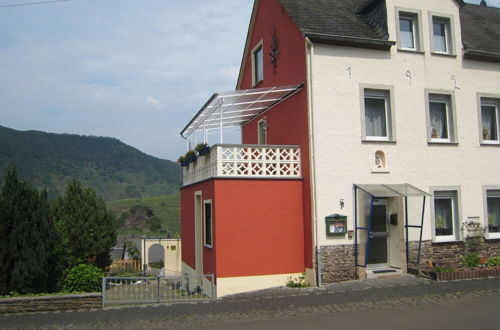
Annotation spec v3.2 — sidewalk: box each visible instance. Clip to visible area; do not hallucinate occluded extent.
[2,275,499,329]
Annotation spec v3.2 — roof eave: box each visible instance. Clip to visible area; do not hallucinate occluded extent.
[305,33,395,51]
[463,49,500,63]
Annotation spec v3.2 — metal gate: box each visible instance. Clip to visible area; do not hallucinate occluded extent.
[102,273,215,307]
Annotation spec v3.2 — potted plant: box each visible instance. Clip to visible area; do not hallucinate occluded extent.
[435,216,448,236]
[185,150,197,163]
[488,216,498,233]
[195,142,210,156]
[177,155,189,167]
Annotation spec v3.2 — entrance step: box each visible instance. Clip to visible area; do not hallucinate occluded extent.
[366,268,402,279]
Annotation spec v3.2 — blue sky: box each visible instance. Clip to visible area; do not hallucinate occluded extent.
[0,0,498,161]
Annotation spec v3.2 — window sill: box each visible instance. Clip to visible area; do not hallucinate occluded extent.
[371,167,390,173]
[397,48,425,54]
[431,239,463,245]
[480,141,500,147]
[430,52,457,58]
[362,139,397,144]
[427,141,459,146]
[486,234,500,240]
[204,244,213,249]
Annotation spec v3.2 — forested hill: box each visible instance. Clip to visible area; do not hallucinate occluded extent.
[0,125,181,201]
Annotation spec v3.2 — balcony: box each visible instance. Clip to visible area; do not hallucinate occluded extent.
[182,144,302,186]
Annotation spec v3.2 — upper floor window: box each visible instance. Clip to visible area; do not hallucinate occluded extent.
[430,14,455,55]
[396,9,422,52]
[258,118,267,144]
[361,87,395,142]
[480,98,499,143]
[252,42,264,86]
[425,91,457,144]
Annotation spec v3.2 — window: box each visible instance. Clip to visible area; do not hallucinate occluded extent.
[252,42,263,85]
[362,88,394,141]
[430,14,455,55]
[433,190,459,242]
[480,99,499,143]
[203,200,213,247]
[258,118,267,144]
[396,9,422,51]
[486,190,500,236]
[426,92,457,143]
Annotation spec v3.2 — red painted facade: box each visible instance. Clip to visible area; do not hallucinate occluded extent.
[238,0,313,269]
[181,179,304,278]
[181,0,313,284]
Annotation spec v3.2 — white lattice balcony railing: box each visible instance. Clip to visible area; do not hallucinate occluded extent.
[182,144,302,186]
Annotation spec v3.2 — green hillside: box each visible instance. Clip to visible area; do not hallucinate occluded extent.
[0,125,181,201]
[107,193,180,236]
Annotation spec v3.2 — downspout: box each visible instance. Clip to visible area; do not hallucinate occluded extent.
[306,37,321,287]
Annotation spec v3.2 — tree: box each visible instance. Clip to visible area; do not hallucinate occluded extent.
[0,166,61,294]
[53,180,116,269]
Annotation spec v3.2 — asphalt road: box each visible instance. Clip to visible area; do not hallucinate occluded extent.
[1,276,499,329]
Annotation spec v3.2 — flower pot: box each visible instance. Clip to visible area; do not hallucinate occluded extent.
[180,160,189,167]
[198,146,210,156]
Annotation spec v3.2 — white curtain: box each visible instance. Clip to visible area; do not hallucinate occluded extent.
[365,98,387,137]
[482,105,497,140]
[430,102,448,139]
[435,198,453,236]
[400,18,414,49]
[488,196,500,232]
[433,23,447,52]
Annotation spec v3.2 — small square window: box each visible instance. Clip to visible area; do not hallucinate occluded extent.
[363,89,393,141]
[426,93,457,143]
[430,15,454,55]
[433,190,459,242]
[486,190,500,235]
[480,99,499,143]
[252,43,263,85]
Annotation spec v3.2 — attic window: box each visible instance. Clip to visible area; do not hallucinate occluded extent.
[252,42,264,86]
[396,9,423,52]
[430,14,455,55]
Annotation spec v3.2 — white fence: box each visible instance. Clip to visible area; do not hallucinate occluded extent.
[102,273,214,306]
[183,144,301,186]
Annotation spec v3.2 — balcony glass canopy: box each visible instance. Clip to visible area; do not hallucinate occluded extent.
[180,84,303,140]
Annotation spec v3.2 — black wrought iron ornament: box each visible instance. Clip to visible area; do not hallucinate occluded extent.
[269,26,279,72]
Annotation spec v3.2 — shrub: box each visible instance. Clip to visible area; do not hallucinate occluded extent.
[463,253,481,268]
[63,264,103,292]
[286,273,308,288]
[432,266,454,273]
[487,256,500,267]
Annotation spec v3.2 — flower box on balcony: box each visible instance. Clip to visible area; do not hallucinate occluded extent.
[198,146,210,156]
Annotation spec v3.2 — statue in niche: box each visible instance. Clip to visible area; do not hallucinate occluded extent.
[375,150,386,169]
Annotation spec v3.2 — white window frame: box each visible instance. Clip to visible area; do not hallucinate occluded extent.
[477,95,500,145]
[431,188,461,243]
[395,8,423,52]
[257,118,267,144]
[483,186,500,239]
[252,41,264,86]
[203,200,213,248]
[360,85,396,142]
[429,13,456,56]
[425,90,458,144]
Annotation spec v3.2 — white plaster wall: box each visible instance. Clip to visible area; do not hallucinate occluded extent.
[310,0,500,247]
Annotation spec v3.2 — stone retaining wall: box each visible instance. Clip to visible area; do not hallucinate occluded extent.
[0,293,101,314]
[320,245,358,283]
[411,239,500,265]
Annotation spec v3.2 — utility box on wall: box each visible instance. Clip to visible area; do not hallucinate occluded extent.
[325,214,347,236]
